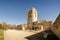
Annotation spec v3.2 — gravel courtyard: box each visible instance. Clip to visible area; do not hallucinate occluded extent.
[4,30,35,40]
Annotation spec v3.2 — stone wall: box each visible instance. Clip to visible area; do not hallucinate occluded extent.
[53,14,60,28]
[52,13,60,38]
[32,20,52,31]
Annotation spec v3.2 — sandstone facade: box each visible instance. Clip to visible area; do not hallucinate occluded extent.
[27,8,52,30]
[27,8,38,29]
[53,13,60,28]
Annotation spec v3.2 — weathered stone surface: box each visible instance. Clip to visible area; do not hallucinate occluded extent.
[27,8,38,29]
[52,13,60,38]
[53,13,60,28]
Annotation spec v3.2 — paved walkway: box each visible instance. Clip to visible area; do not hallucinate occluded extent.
[4,30,35,40]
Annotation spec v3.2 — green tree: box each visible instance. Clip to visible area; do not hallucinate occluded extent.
[0,24,2,29]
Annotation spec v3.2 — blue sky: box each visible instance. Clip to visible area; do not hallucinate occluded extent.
[0,0,60,25]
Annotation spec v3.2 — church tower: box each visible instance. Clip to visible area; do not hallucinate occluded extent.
[27,8,38,29]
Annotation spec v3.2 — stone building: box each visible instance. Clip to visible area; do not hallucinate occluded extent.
[53,13,60,28]
[16,25,22,30]
[27,8,52,31]
[32,20,52,31]
[7,8,52,30]
[27,8,38,29]
[7,24,16,29]
[17,24,27,30]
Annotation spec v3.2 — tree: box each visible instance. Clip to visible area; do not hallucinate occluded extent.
[0,24,5,29]
[0,24,2,29]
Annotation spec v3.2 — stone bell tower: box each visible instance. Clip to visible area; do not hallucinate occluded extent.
[27,8,38,29]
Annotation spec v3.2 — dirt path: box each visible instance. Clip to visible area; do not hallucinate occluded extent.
[4,30,35,40]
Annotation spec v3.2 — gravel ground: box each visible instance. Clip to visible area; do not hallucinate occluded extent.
[4,29,35,40]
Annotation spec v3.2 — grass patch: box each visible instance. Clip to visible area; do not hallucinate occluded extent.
[0,30,4,40]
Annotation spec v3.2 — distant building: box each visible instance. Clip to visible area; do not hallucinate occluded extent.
[17,24,27,30]
[16,25,22,30]
[7,24,16,29]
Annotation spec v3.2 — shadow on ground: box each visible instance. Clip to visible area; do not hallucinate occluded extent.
[25,30,60,40]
